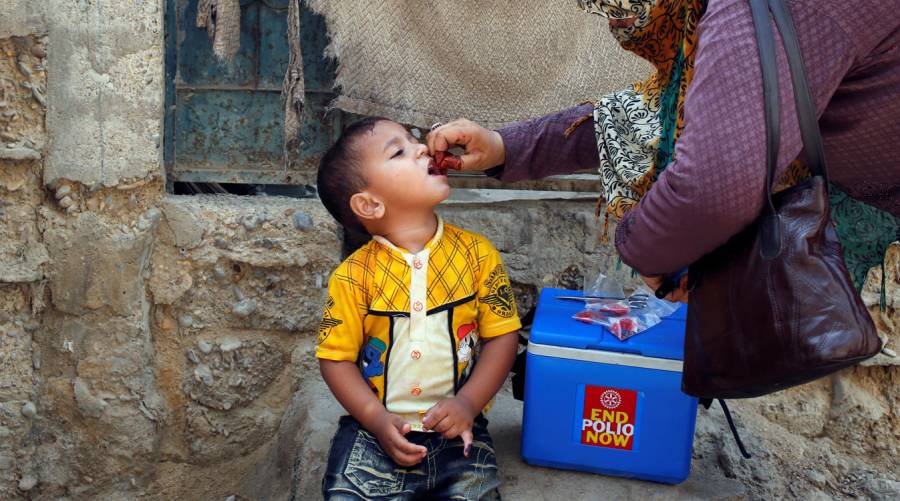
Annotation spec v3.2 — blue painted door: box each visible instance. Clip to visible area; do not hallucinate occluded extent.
[165,0,342,186]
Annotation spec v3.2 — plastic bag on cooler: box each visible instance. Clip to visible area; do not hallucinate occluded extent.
[574,271,680,340]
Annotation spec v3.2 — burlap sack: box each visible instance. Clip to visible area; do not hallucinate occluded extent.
[306,0,652,128]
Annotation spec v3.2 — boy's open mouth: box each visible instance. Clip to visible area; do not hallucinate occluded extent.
[428,160,448,176]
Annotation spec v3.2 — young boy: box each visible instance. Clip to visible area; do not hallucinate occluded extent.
[316,117,521,500]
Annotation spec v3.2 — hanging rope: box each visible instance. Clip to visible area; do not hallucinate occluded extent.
[196,0,242,60]
[282,0,306,166]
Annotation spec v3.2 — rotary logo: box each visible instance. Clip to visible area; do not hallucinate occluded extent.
[600,390,622,409]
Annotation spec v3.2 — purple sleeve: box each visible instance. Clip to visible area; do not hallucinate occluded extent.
[494,104,599,182]
[614,0,859,275]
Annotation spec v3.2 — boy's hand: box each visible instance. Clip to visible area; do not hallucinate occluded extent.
[319,360,427,466]
[422,396,477,457]
[371,411,428,467]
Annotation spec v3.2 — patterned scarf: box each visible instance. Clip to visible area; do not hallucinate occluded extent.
[577,0,898,291]
[577,0,703,221]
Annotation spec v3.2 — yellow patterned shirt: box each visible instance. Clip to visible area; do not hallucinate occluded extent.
[316,216,521,429]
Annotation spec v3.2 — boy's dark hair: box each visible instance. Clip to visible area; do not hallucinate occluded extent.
[316,116,388,234]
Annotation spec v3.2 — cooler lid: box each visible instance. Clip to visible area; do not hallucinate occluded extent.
[529,287,687,361]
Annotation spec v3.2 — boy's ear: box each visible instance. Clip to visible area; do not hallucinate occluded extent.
[349,191,385,222]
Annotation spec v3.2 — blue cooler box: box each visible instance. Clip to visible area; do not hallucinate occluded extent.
[521,288,698,484]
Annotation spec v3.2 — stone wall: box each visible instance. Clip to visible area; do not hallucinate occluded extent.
[0,26,52,499]
[0,1,898,500]
[145,196,338,500]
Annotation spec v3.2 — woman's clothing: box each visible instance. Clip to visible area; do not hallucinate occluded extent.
[496,0,899,280]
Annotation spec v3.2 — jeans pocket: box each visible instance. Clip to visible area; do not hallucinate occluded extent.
[344,430,406,498]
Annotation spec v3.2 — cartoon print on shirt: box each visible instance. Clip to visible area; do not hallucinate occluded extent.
[456,322,478,382]
[360,337,386,394]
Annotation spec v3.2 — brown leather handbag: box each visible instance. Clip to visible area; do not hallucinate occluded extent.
[681,0,882,399]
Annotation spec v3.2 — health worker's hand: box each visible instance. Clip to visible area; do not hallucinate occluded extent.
[426,119,505,172]
[641,274,690,303]
[370,411,428,467]
[422,396,477,457]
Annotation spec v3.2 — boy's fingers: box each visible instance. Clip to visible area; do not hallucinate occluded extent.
[389,429,427,456]
[390,424,426,454]
[379,428,424,467]
[393,446,426,463]
[461,429,474,458]
[441,424,459,439]
[388,414,413,435]
[431,415,454,434]
[382,416,426,461]
[388,446,424,467]
[422,403,448,429]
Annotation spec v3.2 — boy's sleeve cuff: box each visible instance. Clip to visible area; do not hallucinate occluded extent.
[315,349,358,362]
[479,317,522,339]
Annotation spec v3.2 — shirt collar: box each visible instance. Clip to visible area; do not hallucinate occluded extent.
[372,215,444,258]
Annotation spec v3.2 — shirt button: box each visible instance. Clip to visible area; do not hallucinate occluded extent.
[411,386,422,396]
[413,301,423,312]
[413,259,423,269]
[411,350,422,360]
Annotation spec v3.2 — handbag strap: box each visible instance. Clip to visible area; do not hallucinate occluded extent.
[700,398,753,459]
[749,0,781,221]
[766,0,828,182]
[749,0,830,257]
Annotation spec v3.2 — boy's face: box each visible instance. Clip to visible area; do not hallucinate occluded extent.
[357,120,450,214]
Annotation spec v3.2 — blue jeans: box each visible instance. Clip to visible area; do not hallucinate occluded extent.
[322,415,502,500]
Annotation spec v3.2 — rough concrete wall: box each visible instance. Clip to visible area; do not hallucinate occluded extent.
[0,1,169,498]
[13,193,337,500]
[0,30,53,499]
[3,0,164,188]
[144,196,339,500]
